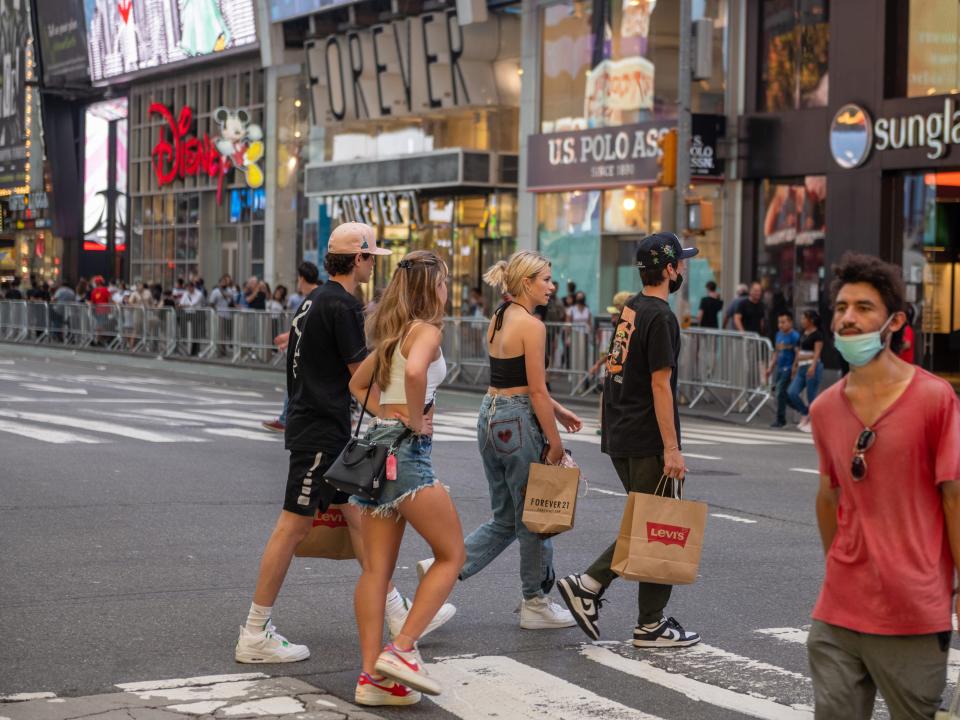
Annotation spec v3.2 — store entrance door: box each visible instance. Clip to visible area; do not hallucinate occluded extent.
[221,238,238,283]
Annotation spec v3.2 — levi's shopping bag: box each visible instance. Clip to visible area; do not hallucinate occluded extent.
[294,507,356,560]
[611,476,708,585]
[522,452,581,535]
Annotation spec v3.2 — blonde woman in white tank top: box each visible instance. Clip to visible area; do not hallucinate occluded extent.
[347,250,465,704]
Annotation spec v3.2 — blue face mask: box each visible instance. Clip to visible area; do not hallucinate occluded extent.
[833,315,895,367]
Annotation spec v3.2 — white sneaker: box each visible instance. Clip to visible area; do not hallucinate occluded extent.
[386,597,457,640]
[235,624,310,663]
[354,672,421,706]
[375,643,441,696]
[519,596,577,630]
[416,558,434,581]
[798,417,812,433]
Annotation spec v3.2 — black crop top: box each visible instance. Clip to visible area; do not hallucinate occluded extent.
[489,302,530,388]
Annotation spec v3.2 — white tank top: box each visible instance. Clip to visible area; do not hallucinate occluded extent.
[379,325,447,406]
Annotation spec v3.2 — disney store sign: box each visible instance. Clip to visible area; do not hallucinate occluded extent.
[149,103,265,204]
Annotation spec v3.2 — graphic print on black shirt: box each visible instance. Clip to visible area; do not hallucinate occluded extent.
[602,294,681,458]
[285,282,368,453]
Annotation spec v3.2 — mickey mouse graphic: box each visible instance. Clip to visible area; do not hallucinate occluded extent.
[213,107,265,189]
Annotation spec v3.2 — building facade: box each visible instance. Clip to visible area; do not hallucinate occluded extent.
[741,0,960,381]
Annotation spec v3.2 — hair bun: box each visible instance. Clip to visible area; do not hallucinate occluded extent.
[483,260,509,292]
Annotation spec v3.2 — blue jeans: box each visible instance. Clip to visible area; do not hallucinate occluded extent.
[773,366,792,424]
[460,394,554,600]
[279,395,289,425]
[787,362,823,416]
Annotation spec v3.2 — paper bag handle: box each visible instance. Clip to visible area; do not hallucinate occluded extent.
[655,474,683,500]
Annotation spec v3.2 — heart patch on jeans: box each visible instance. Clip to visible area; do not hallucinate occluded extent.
[498,429,513,443]
[489,417,522,455]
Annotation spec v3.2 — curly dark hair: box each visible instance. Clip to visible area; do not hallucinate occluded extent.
[323,253,361,277]
[830,253,906,352]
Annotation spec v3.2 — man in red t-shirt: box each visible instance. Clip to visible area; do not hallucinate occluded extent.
[89,276,111,306]
[809,253,960,719]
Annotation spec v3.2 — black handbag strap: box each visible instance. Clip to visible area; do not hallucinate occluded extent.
[353,360,377,438]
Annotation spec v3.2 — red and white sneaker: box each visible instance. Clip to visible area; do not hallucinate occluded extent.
[354,672,421,706]
[374,642,441,696]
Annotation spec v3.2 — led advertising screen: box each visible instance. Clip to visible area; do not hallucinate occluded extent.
[84,0,257,84]
[270,0,359,23]
[0,0,31,191]
[36,0,90,86]
[83,98,127,252]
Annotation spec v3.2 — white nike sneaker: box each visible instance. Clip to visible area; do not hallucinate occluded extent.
[234,624,310,663]
[416,558,434,581]
[354,672,421,706]
[386,597,457,640]
[519,596,577,630]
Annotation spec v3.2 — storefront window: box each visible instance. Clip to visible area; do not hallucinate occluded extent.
[759,0,829,111]
[901,172,960,375]
[757,176,827,331]
[906,0,960,97]
[540,0,727,131]
[537,191,601,311]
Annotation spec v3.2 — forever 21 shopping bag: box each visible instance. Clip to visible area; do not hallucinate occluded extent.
[611,479,707,585]
[294,507,356,560]
[522,459,581,535]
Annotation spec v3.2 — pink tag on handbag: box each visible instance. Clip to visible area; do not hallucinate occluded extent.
[386,454,397,481]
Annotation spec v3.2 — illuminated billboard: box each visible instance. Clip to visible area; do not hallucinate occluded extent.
[84,0,258,84]
[83,98,127,252]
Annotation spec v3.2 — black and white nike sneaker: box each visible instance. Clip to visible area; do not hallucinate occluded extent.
[632,617,701,648]
[557,574,603,640]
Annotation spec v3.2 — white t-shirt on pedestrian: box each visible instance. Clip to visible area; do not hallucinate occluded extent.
[181,289,205,307]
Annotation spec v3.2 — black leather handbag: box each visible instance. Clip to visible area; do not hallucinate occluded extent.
[323,368,410,502]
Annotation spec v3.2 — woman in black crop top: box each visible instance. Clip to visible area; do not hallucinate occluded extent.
[455,250,584,628]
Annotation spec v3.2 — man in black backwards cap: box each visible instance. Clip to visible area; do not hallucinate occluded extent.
[558,232,701,648]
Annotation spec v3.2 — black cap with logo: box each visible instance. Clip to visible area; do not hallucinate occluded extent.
[635,232,699,270]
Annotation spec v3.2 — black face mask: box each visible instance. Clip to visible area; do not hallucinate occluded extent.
[668,273,684,294]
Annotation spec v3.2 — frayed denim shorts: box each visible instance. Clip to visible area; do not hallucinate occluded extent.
[349,419,441,516]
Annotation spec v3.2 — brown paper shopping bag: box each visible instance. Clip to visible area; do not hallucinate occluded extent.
[611,480,708,585]
[294,507,356,559]
[522,462,581,535]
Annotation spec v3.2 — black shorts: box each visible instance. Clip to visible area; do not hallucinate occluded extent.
[284,449,350,516]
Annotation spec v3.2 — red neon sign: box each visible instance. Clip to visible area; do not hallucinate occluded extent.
[149,103,229,204]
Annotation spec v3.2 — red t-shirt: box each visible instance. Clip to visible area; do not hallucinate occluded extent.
[90,287,111,305]
[897,324,915,364]
[810,368,960,635]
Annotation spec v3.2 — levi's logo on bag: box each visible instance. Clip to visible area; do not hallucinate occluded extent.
[314,509,348,529]
[647,522,690,548]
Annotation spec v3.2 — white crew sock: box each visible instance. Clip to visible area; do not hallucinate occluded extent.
[385,587,408,617]
[245,602,272,633]
[580,574,603,594]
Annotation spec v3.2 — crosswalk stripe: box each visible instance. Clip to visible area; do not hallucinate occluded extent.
[193,409,282,422]
[19,383,88,395]
[136,408,262,429]
[580,643,814,720]
[790,468,819,475]
[0,418,103,444]
[203,428,282,442]
[83,409,207,427]
[711,512,757,524]
[683,424,814,444]
[680,430,778,445]
[193,387,264,398]
[426,654,665,719]
[2,410,206,443]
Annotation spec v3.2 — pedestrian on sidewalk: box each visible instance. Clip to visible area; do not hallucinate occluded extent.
[347,250,464,706]
[767,311,800,428]
[558,232,701,648]
[787,309,824,432]
[261,262,320,433]
[236,226,454,673]
[808,253,960,720]
[452,251,582,630]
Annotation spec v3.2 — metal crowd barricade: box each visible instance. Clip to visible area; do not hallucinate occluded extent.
[678,327,774,422]
[0,300,27,341]
[24,302,50,343]
[143,307,177,355]
[174,307,216,358]
[453,317,490,385]
[113,305,146,352]
[231,309,283,365]
[61,303,94,347]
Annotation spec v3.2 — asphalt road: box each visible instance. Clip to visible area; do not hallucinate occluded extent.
[0,344,932,719]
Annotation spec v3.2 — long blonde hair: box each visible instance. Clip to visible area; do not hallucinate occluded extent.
[483,250,551,298]
[367,250,449,390]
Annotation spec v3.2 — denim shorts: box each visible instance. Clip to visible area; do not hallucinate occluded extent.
[349,420,441,516]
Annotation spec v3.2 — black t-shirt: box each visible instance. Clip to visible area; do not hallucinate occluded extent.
[698,295,723,328]
[285,281,368,453]
[601,293,681,458]
[799,328,824,352]
[4,288,22,299]
[737,299,766,334]
[248,291,266,310]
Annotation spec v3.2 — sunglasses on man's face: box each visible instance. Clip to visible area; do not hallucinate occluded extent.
[851,429,876,481]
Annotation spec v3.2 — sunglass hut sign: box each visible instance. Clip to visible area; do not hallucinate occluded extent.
[830,99,960,169]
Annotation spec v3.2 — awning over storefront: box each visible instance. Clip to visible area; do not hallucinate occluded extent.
[304,149,517,196]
